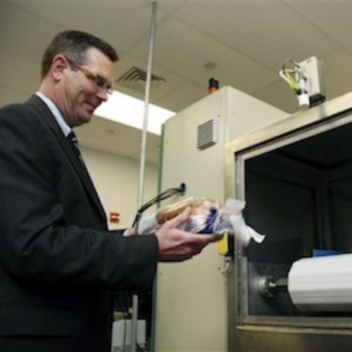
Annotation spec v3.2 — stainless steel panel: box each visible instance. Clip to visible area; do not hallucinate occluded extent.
[236,327,352,352]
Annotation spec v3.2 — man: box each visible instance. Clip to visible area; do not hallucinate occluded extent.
[0,30,218,352]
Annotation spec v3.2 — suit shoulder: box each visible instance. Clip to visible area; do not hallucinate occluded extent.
[0,97,47,126]
[0,101,27,111]
[0,100,38,117]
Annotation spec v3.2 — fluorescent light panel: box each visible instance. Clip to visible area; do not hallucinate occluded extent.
[94,90,175,135]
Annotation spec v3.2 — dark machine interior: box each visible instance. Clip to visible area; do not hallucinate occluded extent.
[242,120,352,317]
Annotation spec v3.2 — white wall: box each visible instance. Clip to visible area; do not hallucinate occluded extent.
[81,146,158,230]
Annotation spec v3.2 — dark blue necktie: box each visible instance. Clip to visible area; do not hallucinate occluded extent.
[67,131,83,162]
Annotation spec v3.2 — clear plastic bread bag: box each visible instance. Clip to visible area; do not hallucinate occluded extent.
[136,196,265,247]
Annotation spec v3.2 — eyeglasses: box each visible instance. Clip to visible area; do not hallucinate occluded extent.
[65,57,113,95]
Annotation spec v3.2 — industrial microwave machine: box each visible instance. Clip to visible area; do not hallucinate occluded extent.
[225,92,352,352]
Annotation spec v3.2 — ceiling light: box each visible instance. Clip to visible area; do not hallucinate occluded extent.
[94,90,175,135]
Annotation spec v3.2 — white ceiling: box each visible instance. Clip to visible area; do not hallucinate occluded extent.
[2,0,352,165]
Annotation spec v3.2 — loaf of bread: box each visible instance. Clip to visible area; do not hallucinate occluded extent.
[136,196,266,246]
[156,197,220,233]
[136,197,220,235]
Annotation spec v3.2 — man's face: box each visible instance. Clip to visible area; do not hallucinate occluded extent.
[61,47,114,127]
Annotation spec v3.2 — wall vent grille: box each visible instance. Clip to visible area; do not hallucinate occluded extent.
[197,119,217,150]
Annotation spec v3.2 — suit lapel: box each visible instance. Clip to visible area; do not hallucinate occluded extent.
[26,95,107,222]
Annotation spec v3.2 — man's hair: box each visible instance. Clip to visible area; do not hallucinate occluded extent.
[41,30,119,79]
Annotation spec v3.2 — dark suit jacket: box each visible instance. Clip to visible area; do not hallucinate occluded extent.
[0,96,158,352]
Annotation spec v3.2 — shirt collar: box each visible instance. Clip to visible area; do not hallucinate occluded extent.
[35,92,71,137]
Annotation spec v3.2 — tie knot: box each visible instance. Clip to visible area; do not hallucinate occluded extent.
[67,131,78,145]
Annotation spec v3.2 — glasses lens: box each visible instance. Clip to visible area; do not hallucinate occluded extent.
[95,76,106,88]
[94,75,112,94]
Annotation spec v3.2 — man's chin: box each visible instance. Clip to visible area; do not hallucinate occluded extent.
[78,114,92,126]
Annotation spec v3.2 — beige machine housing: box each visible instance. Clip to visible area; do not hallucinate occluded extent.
[154,86,286,352]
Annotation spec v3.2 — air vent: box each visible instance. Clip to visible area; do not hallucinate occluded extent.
[115,66,166,93]
[197,119,217,150]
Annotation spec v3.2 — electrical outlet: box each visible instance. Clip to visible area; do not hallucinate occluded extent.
[298,57,326,106]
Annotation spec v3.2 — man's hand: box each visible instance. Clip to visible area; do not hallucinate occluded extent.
[155,207,220,262]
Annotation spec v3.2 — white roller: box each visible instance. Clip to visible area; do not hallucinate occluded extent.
[288,253,352,311]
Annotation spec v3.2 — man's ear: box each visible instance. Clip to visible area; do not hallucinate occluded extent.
[51,55,68,81]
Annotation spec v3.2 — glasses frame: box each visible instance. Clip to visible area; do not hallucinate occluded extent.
[65,57,113,95]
